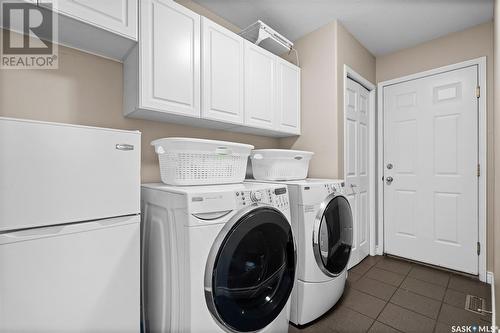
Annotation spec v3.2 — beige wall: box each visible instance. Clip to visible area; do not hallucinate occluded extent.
[279,22,339,178]
[376,22,493,83]
[376,21,495,272]
[279,21,375,179]
[494,0,499,324]
[0,3,278,183]
[175,0,240,33]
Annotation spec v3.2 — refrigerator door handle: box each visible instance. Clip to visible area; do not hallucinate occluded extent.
[0,216,140,244]
[94,215,139,227]
[116,144,134,151]
[3,226,65,238]
[0,226,66,244]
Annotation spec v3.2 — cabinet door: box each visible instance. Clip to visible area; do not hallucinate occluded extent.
[244,41,276,130]
[202,18,244,125]
[140,0,200,118]
[276,59,301,134]
[42,0,137,40]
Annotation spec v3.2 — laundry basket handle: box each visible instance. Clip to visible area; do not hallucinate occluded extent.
[155,145,166,155]
[215,146,232,155]
[252,153,263,160]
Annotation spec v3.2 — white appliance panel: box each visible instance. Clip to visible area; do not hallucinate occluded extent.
[141,183,292,332]
[0,215,140,332]
[0,118,141,231]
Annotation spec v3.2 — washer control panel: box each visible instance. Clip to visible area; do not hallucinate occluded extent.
[323,182,344,194]
[235,187,289,210]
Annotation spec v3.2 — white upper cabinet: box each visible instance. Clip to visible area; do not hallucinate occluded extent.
[125,0,201,119]
[276,58,301,134]
[202,18,244,125]
[141,0,200,117]
[49,0,137,39]
[123,2,300,136]
[35,0,138,60]
[244,41,276,130]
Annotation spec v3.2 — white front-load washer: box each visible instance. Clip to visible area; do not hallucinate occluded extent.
[246,179,353,325]
[141,182,296,333]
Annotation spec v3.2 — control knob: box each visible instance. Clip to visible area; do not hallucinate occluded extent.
[250,191,262,202]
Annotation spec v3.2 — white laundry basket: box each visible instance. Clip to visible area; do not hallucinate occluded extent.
[152,138,254,185]
[250,149,314,181]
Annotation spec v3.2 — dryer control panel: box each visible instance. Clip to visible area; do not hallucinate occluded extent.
[235,187,289,210]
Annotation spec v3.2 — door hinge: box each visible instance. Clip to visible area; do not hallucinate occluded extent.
[477,164,481,177]
[477,242,481,255]
[476,86,480,98]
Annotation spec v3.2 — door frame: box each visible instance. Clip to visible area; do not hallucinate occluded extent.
[343,65,377,257]
[376,57,487,282]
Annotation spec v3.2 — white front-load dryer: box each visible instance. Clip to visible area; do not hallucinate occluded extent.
[141,182,296,333]
[246,179,353,325]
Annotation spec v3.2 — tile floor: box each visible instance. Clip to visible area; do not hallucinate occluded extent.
[289,255,492,333]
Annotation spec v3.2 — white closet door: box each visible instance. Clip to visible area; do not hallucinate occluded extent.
[345,78,370,269]
[383,66,478,274]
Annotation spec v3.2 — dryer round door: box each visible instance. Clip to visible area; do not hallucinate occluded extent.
[313,193,353,277]
[204,205,296,333]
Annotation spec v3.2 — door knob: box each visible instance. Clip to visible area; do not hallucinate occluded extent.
[385,176,394,185]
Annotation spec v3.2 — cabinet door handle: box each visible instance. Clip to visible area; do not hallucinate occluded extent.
[116,144,134,151]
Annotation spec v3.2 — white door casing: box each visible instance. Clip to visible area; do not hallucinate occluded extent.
[345,78,370,269]
[383,65,479,275]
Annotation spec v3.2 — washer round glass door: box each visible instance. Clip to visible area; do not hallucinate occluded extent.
[205,206,295,332]
[313,193,353,277]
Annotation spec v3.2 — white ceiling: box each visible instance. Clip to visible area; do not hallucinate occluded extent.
[192,0,494,56]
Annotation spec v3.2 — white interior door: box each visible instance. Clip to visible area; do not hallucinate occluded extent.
[383,66,478,274]
[345,78,370,269]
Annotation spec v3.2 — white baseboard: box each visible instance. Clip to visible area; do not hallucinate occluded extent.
[487,271,494,285]
[488,271,495,327]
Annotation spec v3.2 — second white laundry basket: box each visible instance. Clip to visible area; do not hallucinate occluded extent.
[250,149,313,181]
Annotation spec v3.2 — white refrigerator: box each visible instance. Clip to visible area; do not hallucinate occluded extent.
[0,117,141,332]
